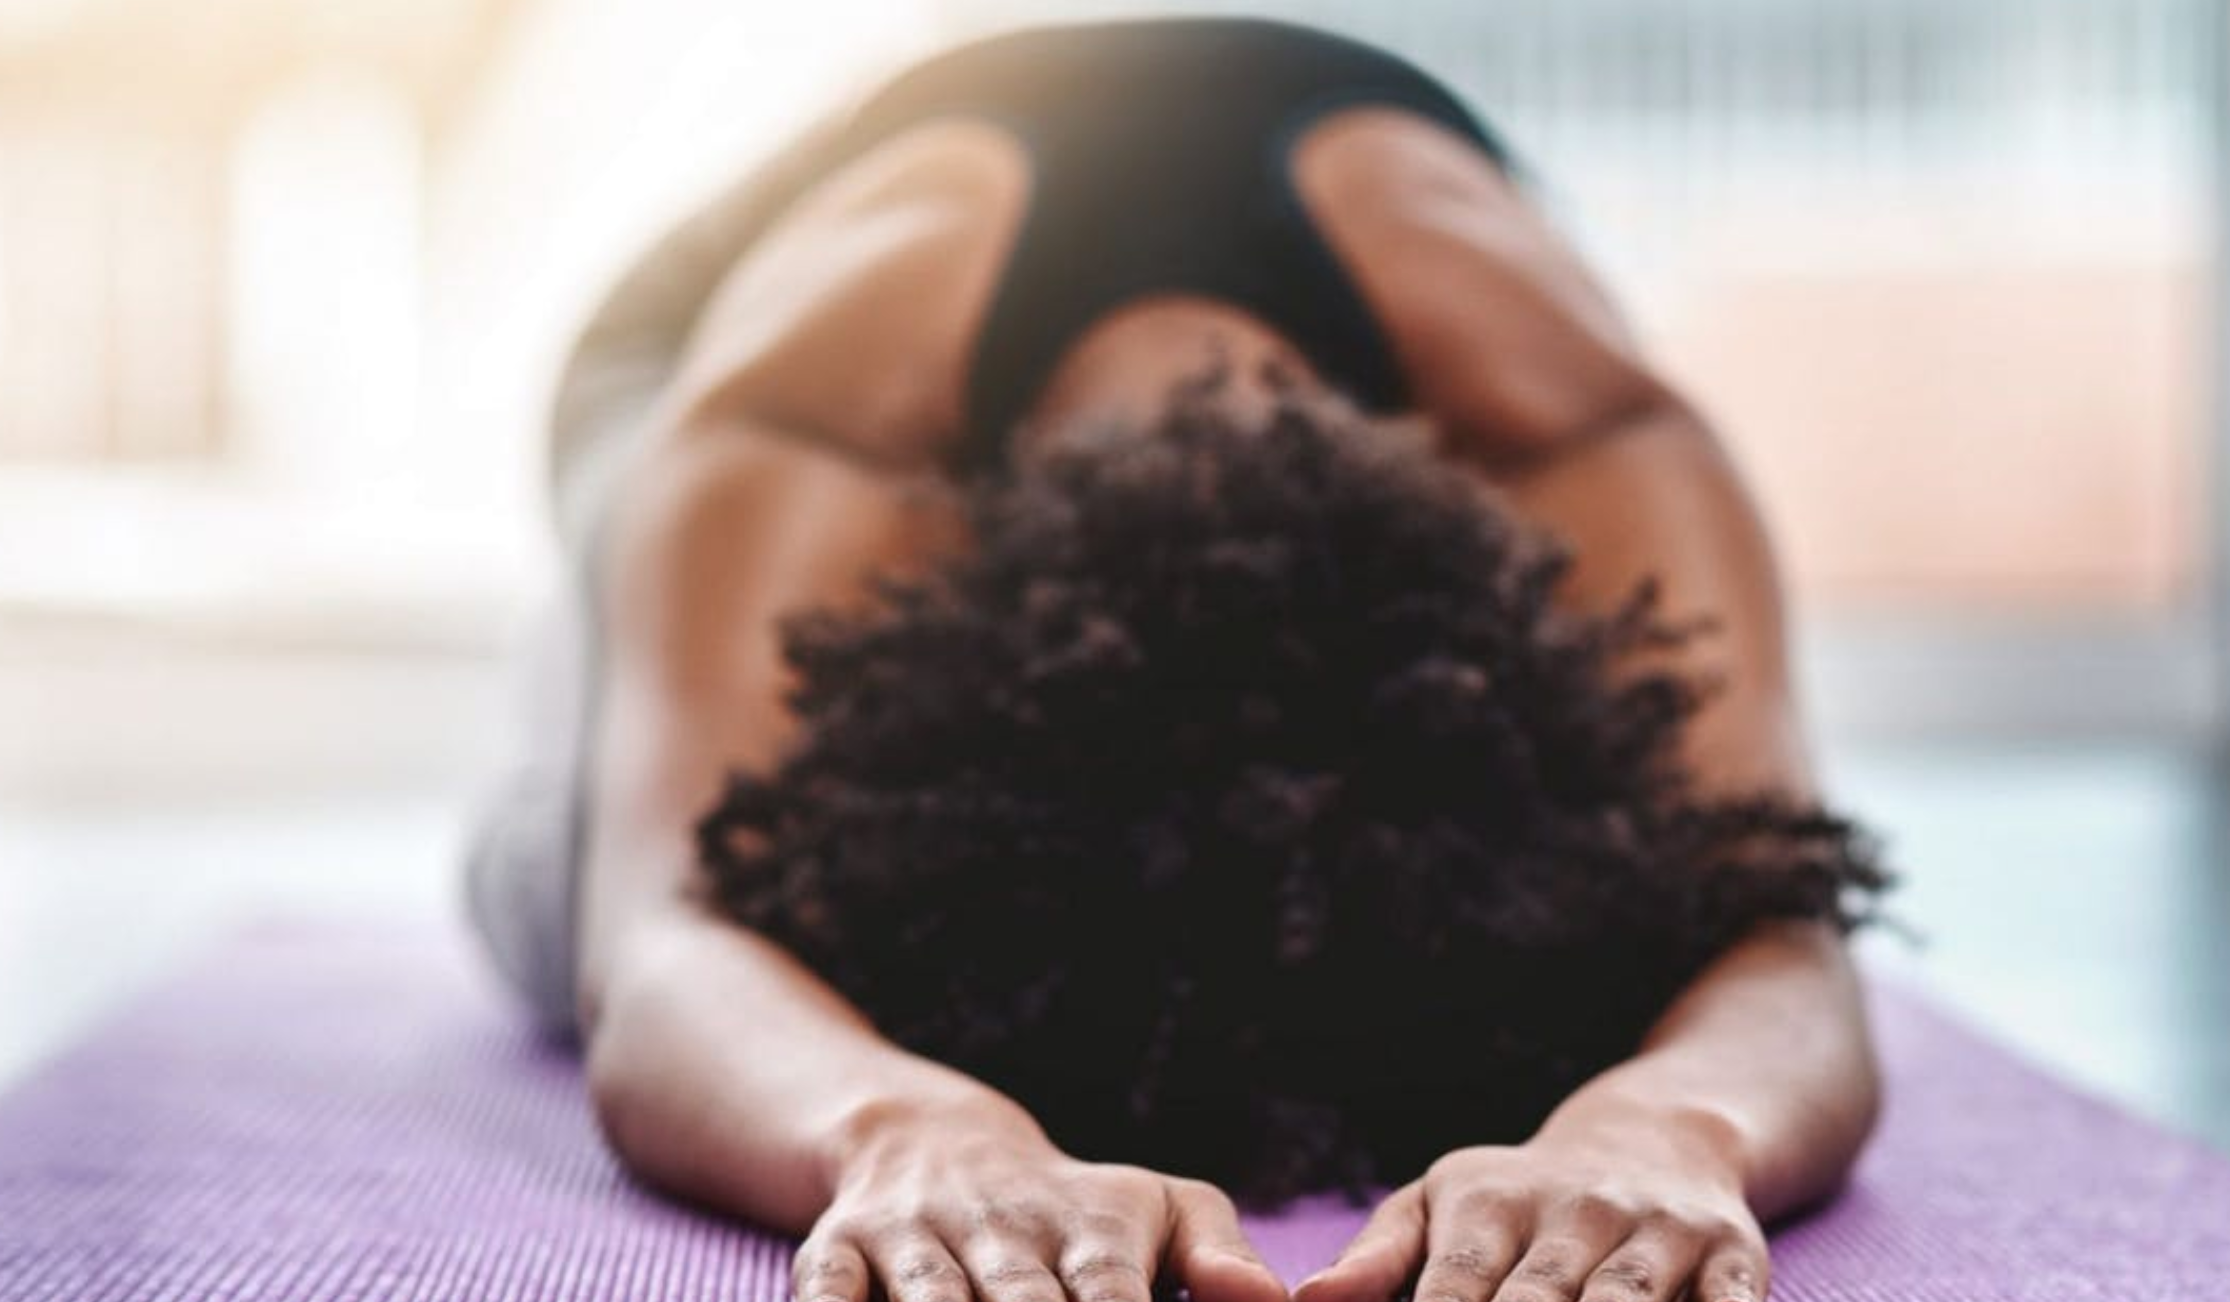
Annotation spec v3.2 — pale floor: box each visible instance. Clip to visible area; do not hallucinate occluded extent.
[1,736,2225,1155]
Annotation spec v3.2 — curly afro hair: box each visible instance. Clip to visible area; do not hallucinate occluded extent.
[697,373,1890,1206]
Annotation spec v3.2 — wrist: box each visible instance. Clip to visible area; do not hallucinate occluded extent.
[818,1078,1051,1194]
[1533,1092,1753,1192]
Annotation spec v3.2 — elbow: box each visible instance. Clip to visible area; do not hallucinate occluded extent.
[579,943,697,1196]
[577,924,734,1206]
[1826,932,1888,1165]
[1803,988,1888,1207]
[1809,1055,1884,1215]
[1813,939,1889,1192]
[583,1007,660,1181]
[1845,1011,1888,1159]
[574,908,703,1171]
[1749,1043,1884,1221]
[582,998,713,1208]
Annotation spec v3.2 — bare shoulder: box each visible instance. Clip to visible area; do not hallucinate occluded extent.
[664,116,1031,466]
[1291,107,1670,457]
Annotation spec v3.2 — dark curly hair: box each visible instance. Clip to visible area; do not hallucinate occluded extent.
[697,373,1890,1206]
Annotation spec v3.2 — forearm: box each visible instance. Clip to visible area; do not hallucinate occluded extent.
[564,407,1022,1232]
[584,900,1041,1233]
[1506,407,1877,1216]
[1535,921,1879,1220]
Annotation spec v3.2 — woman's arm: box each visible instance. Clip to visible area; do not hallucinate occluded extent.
[1497,392,1885,1219]
[1302,121,1879,1301]
[1295,402,1876,1302]
[573,423,1287,1302]
[573,422,957,1230]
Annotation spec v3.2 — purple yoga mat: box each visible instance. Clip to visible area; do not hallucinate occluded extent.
[1,923,2225,1301]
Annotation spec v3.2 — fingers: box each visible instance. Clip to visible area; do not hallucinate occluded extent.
[957,1235,1067,1302]
[1574,1223,1704,1302]
[1056,1208,1161,1302]
[1486,1197,1627,1302]
[1482,1206,1761,1302]
[819,1165,1195,1302]
[1693,1236,1771,1302]
[1163,1178,1287,1302]
[1410,1186,1526,1302]
[792,1236,873,1302]
[1293,1184,1425,1302]
[866,1235,975,1302]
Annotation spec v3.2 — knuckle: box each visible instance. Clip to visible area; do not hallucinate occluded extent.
[970,1196,1054,1239]
[1176,1185,1242,1226]
[1513,1244,1584,1288]
[1709,1252,1767,1289]
[1562,1190,1636,1228]
[1425,1244,1506,1285]
[1699,1212,1763,1251]
[1059,1250,1148,1297]
[1423,1152,1480,1189]
[796,1231,856,1259]
[1063,1206,1146,1243]
[1665,1208,1738,1243]
[792,1254,862,1299]
[1445,1183,1525,1223]
[976,1256,1052,1287]
[898,1279,969,1302]
[795,1248,851,1275]
[892,1252,963,1285]
[1585,1253,1657,1297]
[794,1243,840,1270]
[807,1214,868,1247]
[1096,1166,1169,1206]
[1061,1249,1146,1281]
[841,1210,906,1244]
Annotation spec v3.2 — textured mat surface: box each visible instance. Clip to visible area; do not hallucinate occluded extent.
[1,923,2226,1301]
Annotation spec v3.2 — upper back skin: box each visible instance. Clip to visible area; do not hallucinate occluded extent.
[653,104,1670,473]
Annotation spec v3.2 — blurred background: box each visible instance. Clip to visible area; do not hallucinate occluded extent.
[1,0,2224,1150]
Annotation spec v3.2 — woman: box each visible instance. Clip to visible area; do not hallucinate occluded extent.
[466,17,1889,1302]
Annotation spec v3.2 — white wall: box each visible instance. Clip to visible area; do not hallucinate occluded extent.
[417,0,942,553]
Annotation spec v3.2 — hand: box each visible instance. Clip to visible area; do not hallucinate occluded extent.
[796,1096,1289,1302]
[1294,1118,1769,1302]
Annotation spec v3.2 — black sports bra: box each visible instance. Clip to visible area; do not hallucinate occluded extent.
[795,17,1511,468]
